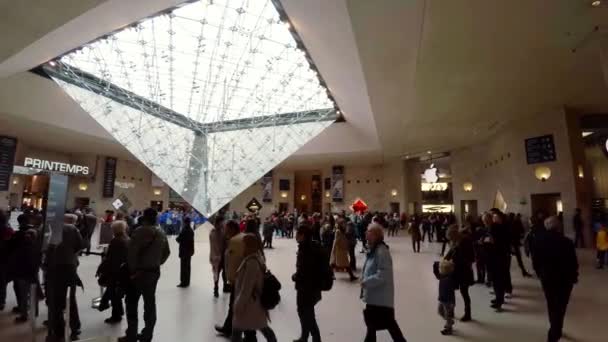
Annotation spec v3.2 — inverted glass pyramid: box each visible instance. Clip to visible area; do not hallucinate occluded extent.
[45,0,337,215]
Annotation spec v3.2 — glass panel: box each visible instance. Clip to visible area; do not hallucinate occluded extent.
[47,0,336,215]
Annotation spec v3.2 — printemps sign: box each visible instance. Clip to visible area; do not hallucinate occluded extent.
[24,157,89,175]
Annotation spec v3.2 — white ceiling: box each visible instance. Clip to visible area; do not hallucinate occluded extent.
[1,0,608,166]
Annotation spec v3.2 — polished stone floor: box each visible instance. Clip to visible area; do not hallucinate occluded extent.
[1,225,606,342]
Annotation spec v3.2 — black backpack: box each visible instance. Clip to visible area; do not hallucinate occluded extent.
[318,246,334,292]
[260,269,282,310]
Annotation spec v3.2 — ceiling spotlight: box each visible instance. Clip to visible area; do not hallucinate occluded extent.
[427,151,432,154]
[592,0,602,6]
[48,61,57,67]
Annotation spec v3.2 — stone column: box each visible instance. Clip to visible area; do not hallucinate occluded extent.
[401,159,422,214]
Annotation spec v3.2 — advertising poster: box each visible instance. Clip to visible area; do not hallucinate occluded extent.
[331,166,344,202]
[261,171,273,203]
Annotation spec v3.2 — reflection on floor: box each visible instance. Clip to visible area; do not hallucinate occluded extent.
[1,227,606,342]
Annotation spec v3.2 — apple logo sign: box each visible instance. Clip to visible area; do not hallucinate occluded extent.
[423,163,439,183]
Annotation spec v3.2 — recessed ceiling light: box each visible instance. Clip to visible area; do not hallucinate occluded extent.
[427,151,432,154]
[592,0,602,7]
[582,131,594,138]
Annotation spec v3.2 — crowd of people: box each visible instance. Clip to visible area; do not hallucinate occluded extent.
[0,203,590,342]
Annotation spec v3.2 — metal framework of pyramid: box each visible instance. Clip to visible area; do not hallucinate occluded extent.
[43,0,338,216]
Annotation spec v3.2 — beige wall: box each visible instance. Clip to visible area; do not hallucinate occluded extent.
[1,141,170,214]
[226,161,406,216]
[452,108,579,234]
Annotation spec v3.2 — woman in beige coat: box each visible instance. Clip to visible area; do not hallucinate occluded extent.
[331,220,358,281]
[231,234,277,342]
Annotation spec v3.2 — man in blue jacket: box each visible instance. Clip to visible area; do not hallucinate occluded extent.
[360,224,407,342]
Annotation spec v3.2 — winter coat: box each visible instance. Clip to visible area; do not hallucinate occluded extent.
[330,229,350,269]
[176,225,195,258]
[232,253,269,330]
[444,240,475,288]
[293,240,323,302]
[361,242,395,308]
[226,233,247,284]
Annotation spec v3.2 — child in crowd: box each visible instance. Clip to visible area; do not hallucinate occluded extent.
[434,258,456,335]
[596,225,608,269]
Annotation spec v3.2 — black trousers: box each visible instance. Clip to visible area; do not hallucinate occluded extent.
[125,271,160,342]
[513,246,529,275]
[422,229,432,242]
[47,267,80,340]
[0,269,7,308]
[598,250,607,268]
[297,293,321,342]
[363,305,407,342]
[101,285,124,318]
[349,245,357,271]
[215,259,227,290]
[542,282,573,342]
[574,230,584,248]
[180,256,192,286]
[475,258,487,283]
[460,285,471,316]
[411,239,420,253]
[505,256,513,294]
[222,290,257,341]
[491,258,510,306]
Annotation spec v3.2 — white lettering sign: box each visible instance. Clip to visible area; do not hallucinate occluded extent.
[23,157,90,175]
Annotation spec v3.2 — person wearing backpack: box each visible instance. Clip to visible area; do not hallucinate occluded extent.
[292,225,325,342]
[231,234,277,342]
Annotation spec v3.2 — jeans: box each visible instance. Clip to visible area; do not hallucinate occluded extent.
[297,293,321,342]
[542,282,573,342]
[438,302,455,330]
[125,271,160,342]
[363,305,407,342]
[180,256,191,286]
[232,327,275,342]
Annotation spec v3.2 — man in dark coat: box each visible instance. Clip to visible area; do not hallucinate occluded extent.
[176,217,195,288]
[46,213,85,342]
[532,216,578,342]
[292,225,324,342]
[488,210,511,312]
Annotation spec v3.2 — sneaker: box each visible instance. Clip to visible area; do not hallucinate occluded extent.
[506,293,513,299]
[440,328,453,335]
[213,288,219,298]
[349,276,359,282]
[11,306,19,314]
[223,285,231,293]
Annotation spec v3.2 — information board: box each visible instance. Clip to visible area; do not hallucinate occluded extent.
[102,157,117,198]
[0,136,17,191]
[525,135,556,164]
